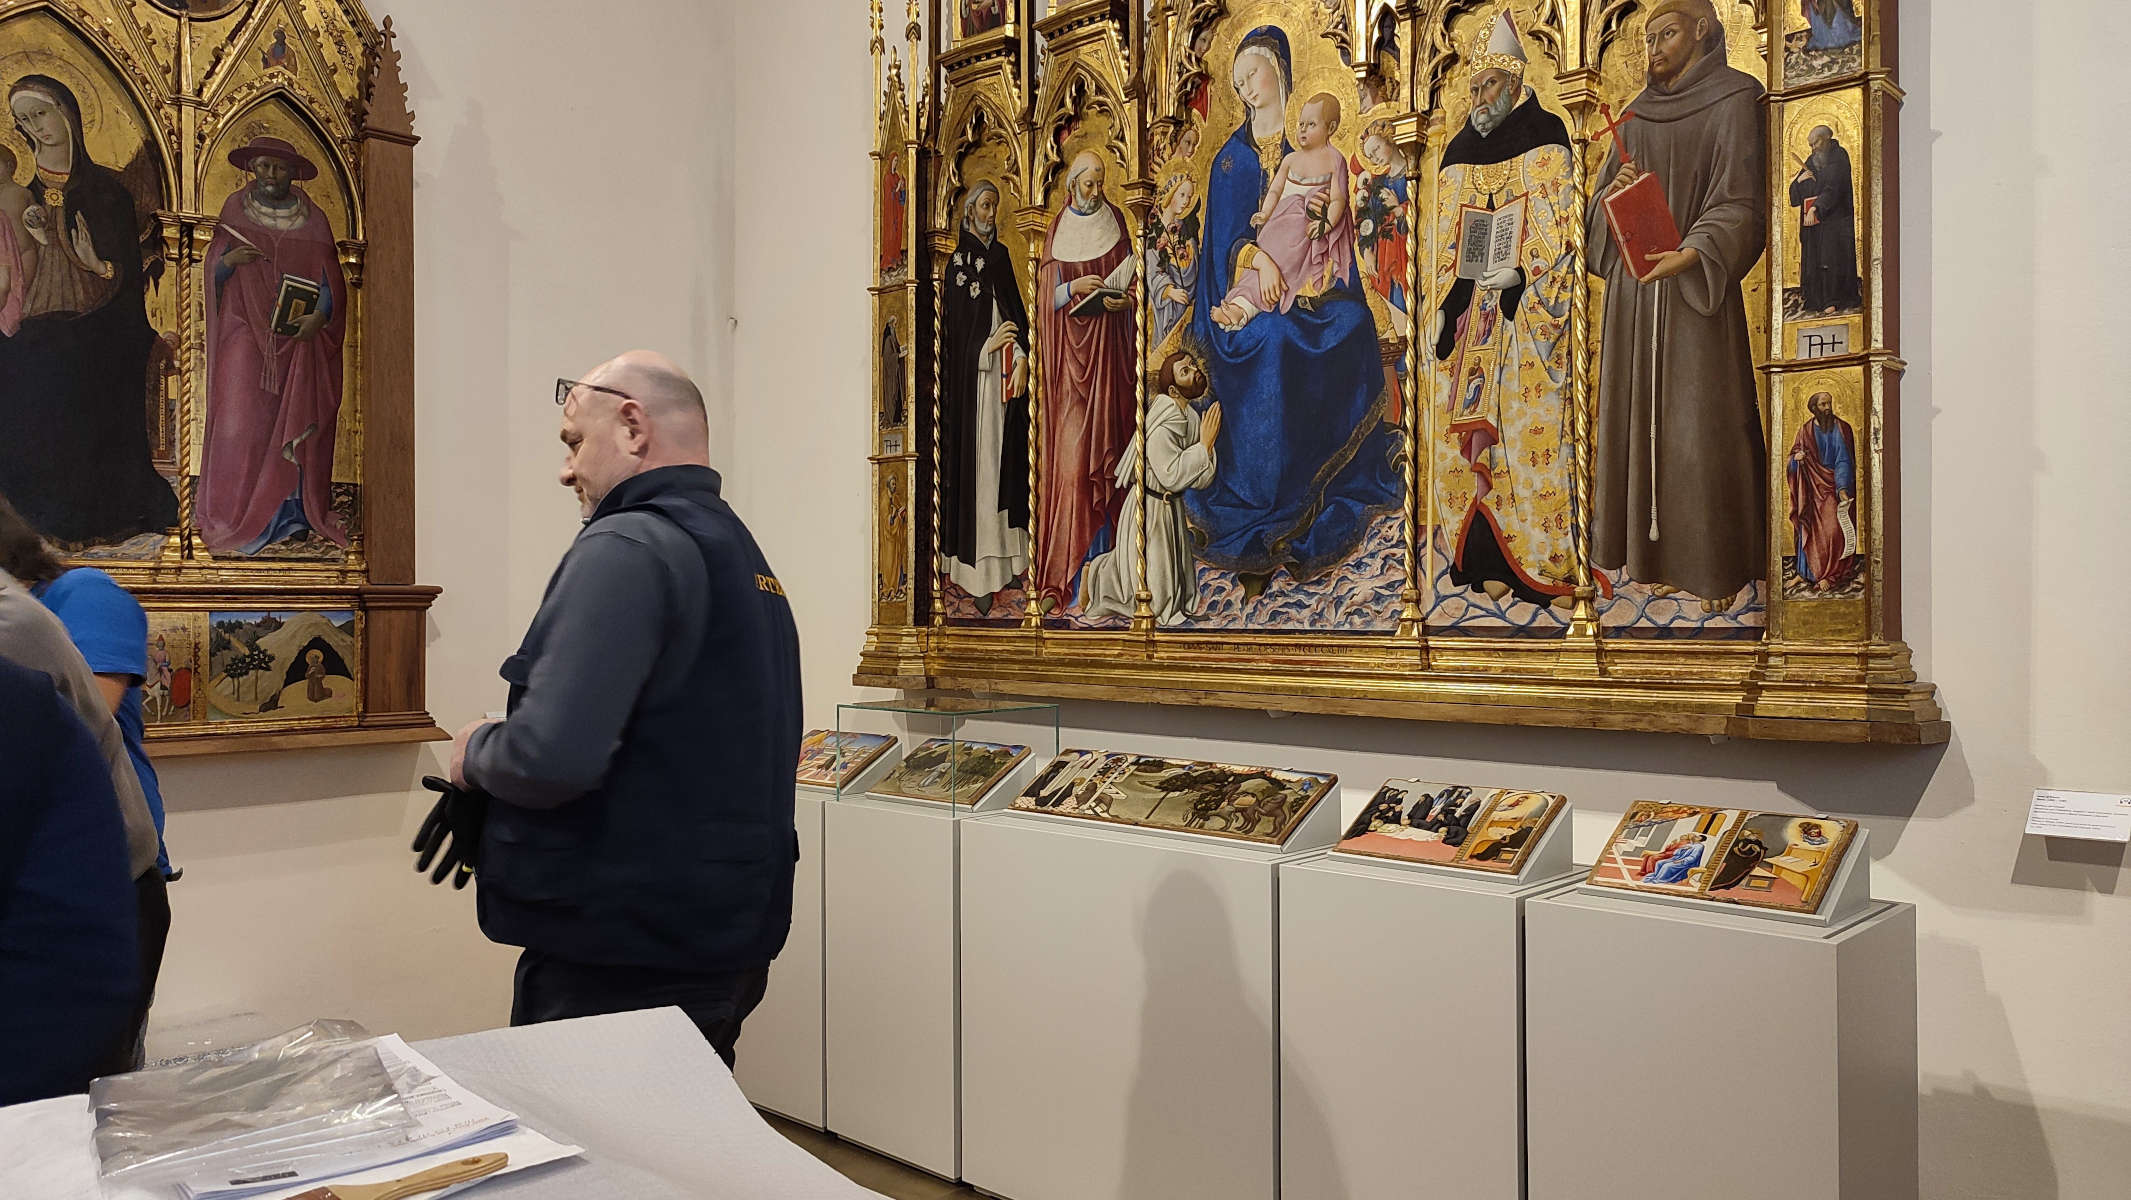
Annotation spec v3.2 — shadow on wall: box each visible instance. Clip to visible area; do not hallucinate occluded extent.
[1118,872,1344,1200]
[1915,934,2131,1200]
[158,746,426,817]
[405,90,518,730]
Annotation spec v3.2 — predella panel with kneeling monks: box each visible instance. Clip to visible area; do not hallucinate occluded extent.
[857,1,1937,744]
[0,0,436,752]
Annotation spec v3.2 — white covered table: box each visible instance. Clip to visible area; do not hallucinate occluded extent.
[0,1007,885,1200]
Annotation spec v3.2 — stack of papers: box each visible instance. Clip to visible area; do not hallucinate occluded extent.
[107,1036,578,1200]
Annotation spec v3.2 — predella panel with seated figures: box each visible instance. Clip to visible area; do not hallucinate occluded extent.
[859,0,1938,745]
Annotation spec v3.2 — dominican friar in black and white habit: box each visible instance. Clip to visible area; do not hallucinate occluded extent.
[1586,0,1769,612]
[939,181,1031,612]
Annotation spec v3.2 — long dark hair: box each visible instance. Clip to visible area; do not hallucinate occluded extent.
[0,490,67,586]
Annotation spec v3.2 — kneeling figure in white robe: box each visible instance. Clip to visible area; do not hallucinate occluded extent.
[1079,354,1221,626]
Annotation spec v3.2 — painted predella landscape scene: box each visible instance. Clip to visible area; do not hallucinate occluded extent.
[871,736,1031,805]
[1587,800,1860,915]
[1012,748,1334,846]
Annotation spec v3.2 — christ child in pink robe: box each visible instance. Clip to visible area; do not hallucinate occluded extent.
[1212,92,1358,332]
[0,145,37,337]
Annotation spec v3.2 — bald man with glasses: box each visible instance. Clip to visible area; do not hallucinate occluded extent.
[436,350,802,1067]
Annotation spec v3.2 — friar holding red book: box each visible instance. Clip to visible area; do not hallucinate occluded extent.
[1585,0,1768,613]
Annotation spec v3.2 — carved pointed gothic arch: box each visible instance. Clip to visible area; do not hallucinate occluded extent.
[1031,64,1132,207]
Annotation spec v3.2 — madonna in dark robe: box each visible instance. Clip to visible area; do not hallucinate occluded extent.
[0,76,175,546]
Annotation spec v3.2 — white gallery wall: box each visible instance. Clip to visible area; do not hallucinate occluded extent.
[144,3,2128,1197]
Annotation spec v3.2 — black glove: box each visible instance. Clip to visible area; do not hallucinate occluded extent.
[412,775,489,889]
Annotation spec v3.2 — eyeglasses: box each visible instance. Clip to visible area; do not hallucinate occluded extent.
[555,377,633,406]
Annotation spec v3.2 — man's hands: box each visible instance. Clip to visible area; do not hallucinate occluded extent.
[1478,266,1523,292]
[1101,292,1131,312]
[1199,401,1223,453]
[982,321,1019,359]
[412,776,489,889]
[292,311,329,342]
[1607,162,1645,197]
[1640,245,1701,283]
[449,716,501,787]
[1069,274,1105,301]
[221,244,265,271]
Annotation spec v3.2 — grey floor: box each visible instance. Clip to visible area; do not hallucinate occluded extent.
[766,1113,986,1199]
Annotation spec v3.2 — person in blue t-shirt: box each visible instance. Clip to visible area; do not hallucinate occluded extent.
[0,654,142,1104]
[0,491,172,1068]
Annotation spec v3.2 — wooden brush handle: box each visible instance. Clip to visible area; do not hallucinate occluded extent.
[340,1152,508,1200]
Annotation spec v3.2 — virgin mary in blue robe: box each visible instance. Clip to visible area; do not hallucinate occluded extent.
[1181,27,1400,583]
[1643,838,1707,885]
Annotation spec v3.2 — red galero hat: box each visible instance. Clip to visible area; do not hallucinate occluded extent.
[227,135,318,181]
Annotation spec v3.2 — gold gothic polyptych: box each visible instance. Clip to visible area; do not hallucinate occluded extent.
[861,0,1935,744]
[2,0,436,751]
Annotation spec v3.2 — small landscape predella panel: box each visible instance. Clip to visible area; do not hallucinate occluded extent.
[857,0,1937,745]
[1587,799,1860,916]
[1012,748,1335,846]
[870,736,1031,805]
[0,1,437,752]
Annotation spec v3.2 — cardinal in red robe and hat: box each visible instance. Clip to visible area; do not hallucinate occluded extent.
[198,136,348,554]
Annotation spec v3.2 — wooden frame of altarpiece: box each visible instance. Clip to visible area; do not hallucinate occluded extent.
[859,0,1938,745]
[1,0,437,755]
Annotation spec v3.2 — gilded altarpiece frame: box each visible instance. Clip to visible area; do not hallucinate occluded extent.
[1,0,438,754]
[858,0,1939,744]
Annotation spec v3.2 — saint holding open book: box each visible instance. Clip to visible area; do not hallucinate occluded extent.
[1426,13,1580,615]
[1583,0,1768,612]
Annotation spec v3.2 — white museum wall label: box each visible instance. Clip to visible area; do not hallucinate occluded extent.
[2025,790,2131,843]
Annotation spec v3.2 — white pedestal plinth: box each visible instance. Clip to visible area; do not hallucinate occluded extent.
[1278,855,1579,1200]
[1524,890,1918,1200]
[734,786,827,1127]
[959,811,1294,1200]
[822,795,961,1178]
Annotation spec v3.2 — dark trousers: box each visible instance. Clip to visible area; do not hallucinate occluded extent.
[94,870,171,1077]
[510,950,770,1069]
